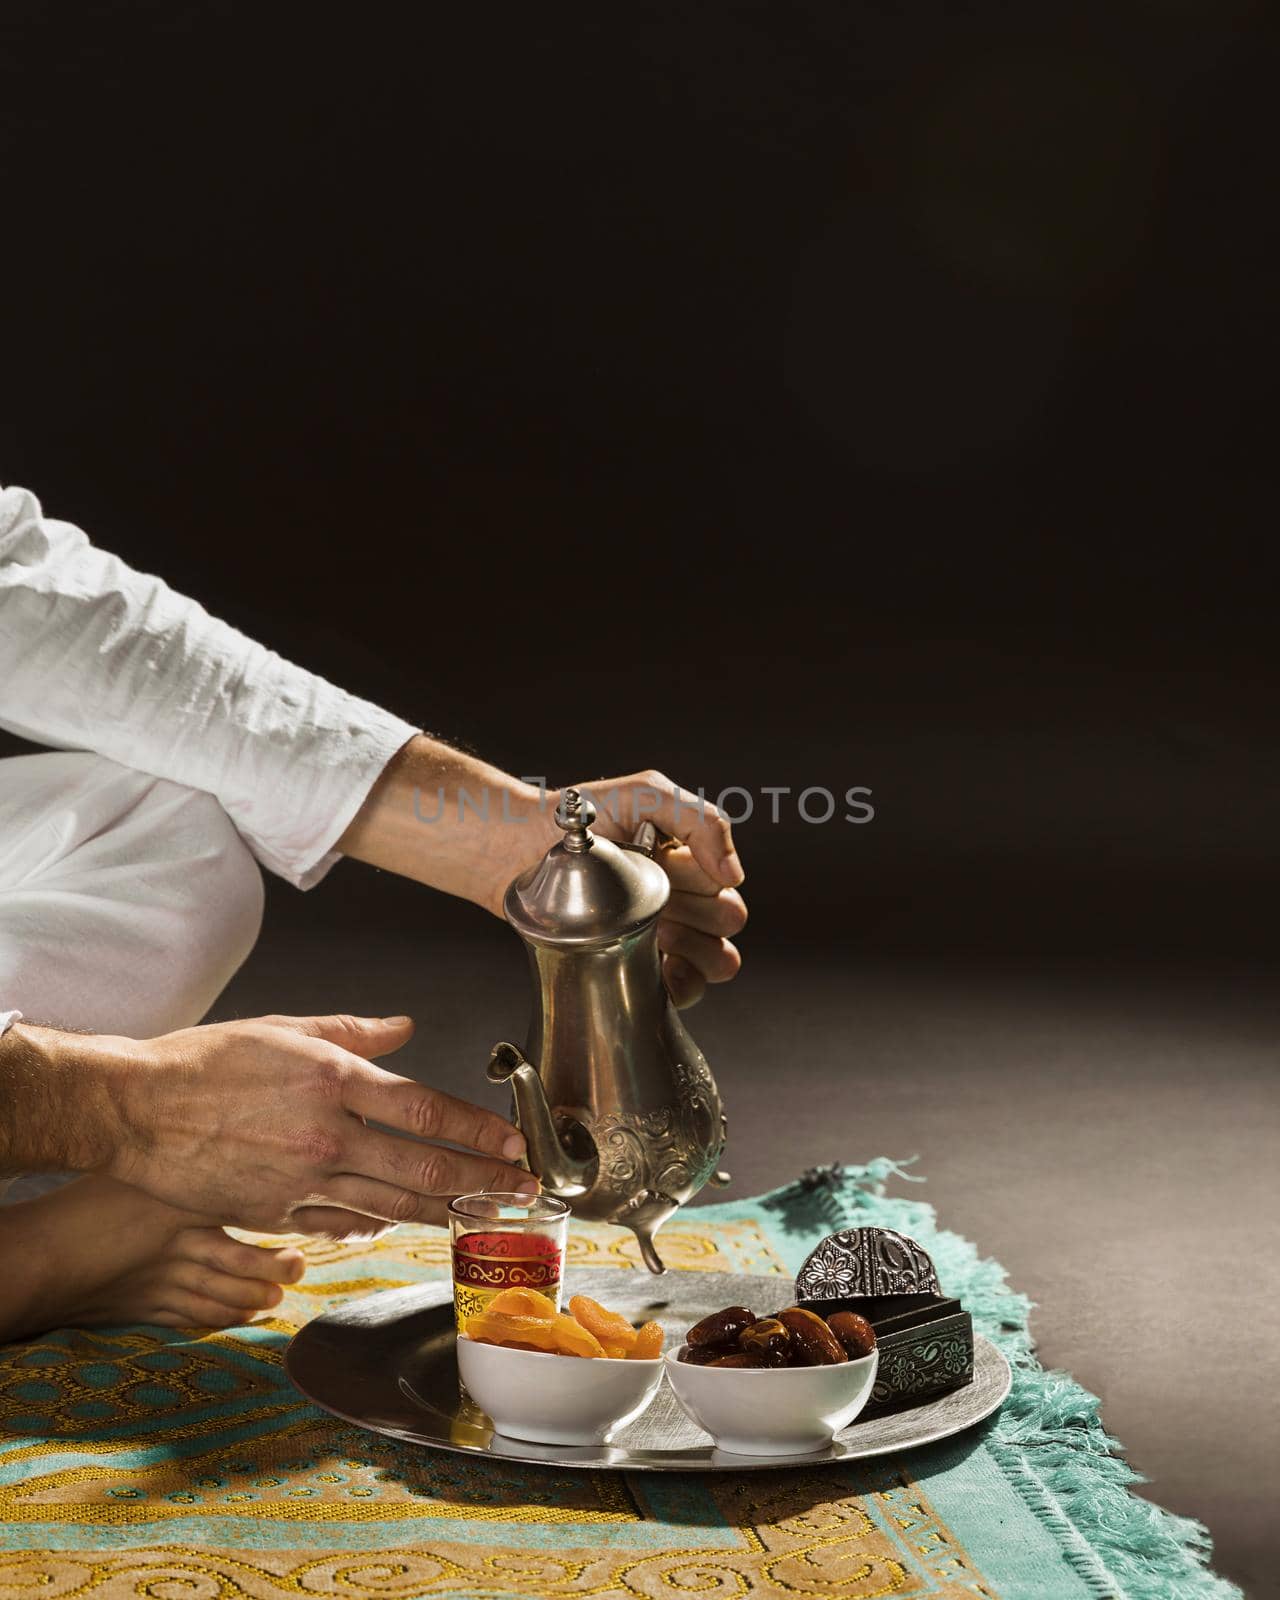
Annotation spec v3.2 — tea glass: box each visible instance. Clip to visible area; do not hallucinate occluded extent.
[448,1192,570,1331]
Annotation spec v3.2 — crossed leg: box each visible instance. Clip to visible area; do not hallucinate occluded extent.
[0,1176,305,1341]
[0,752,305,1337]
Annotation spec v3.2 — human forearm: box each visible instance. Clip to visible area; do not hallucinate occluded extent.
[0,1023,130,1178]
[337,742,749,1006]
[2,1011,531,1232]
[337,734,553,915]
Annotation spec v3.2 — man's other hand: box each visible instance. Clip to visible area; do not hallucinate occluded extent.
[96,1013,532,1237]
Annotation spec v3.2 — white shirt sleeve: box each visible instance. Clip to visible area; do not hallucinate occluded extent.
[0,485,419,889]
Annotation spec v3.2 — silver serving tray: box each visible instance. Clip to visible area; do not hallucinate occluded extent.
[285,1268,1011,1473]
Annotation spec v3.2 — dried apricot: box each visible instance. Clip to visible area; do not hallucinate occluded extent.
[463,1291,657,1359]
[464,1312,561,1352]
[628,1320,664,1360]
[570,1294,638,1353]
[464,1310,606,1357]
[486,1288,558,1320]
[547,1314,606,1358]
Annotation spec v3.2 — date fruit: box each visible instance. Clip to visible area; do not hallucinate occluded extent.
[677,1345,722,1365]
[826,1310,877,1359]
[776,1307,847,1365]
[679,1301,878,1370]
[687,1306,757,1349]
[740,1316,792,1366]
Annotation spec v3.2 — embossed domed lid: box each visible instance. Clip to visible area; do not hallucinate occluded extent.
[795,1227,942,1302]
[503,789,670,947]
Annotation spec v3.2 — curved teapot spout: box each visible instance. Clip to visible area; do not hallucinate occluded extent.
[631,1218,667,1276]
[487,1042,592,1198]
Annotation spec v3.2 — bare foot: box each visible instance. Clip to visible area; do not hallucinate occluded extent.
[0,1174,305,1342]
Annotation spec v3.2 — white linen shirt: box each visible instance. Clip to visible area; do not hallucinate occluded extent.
[0,484,418,889]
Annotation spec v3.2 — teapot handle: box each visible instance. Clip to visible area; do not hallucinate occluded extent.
[625,819,678,858]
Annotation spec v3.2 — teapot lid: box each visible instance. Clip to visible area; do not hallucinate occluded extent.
[503,789,670,946]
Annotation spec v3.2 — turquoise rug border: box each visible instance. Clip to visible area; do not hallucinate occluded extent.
[697,1157,1242,1600]
[0,1162,1243,1597]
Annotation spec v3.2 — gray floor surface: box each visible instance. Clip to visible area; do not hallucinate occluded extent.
[209,876,1279,1600]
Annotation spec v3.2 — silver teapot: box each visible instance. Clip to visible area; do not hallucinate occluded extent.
[485,789,729,1273]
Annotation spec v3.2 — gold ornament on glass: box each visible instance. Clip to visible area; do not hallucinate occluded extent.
[448,1192,570,1332]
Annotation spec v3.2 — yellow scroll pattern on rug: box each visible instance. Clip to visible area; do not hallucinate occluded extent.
[0,1217,1001,1599]
[0,1468,999,1599]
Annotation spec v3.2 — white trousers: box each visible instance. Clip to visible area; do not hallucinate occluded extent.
[0,752,265,1199]
[0,752,264,1036]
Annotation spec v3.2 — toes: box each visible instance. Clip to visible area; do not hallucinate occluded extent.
[149,1295,256,1330]
[178,1229,306,1285]
[273,1247,306,1283]
[171,1261,286,1314]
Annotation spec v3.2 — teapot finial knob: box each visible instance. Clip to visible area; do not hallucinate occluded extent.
[555,787,597,853]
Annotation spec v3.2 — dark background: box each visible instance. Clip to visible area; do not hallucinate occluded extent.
[1,3,1277,1592]
[2,0,1278,955]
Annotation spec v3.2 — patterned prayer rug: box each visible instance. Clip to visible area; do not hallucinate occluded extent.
[0,1162,1240,1599]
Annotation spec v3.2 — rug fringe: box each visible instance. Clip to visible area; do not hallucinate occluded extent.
[762,1160,1244,1600]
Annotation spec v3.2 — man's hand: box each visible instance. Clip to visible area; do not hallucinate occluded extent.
[339,740,748,1009]
[18,1014,534,1237]
[552,772,747,1009]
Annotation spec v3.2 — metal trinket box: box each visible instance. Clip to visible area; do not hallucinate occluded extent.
[794,1225,975,1416]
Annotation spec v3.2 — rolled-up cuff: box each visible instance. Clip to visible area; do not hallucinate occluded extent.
[226,704,419,891]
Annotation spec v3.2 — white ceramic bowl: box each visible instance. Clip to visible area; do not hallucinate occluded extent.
[456,1336,665,1446]
[663,1346,880,1456]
